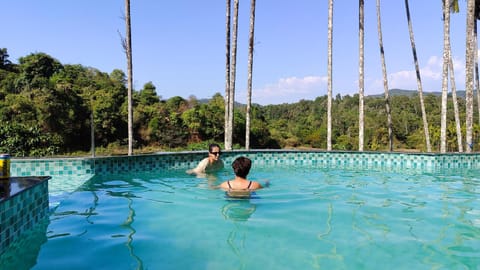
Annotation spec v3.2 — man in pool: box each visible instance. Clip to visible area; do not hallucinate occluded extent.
[219,156,266,198]
[187,143,224,175]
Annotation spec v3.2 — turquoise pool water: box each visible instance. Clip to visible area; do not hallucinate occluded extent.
[1,165,479,269]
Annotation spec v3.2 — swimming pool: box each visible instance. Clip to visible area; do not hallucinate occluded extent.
[1,162,479,269]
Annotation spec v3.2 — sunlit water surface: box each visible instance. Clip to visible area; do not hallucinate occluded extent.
[1,166,479,270]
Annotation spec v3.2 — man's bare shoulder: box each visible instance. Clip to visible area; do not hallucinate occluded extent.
[186,157,209,174]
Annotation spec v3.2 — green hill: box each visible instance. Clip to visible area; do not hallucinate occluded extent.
[369,88,477,99]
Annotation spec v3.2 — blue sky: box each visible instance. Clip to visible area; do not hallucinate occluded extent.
[2,1,472,105]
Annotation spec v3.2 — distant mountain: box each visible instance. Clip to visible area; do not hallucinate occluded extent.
[196,88,477,107]
[197,98,246,107]
[369,88,476,99]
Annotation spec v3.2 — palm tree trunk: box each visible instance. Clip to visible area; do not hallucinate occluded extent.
[358,0,365,151]
[440,0,451,153]
[227,0,240,151]
[87,88,96,158]
[449,47,463,152]
[245,0,256,150]
[376,0,393,151]
[224,0,231,150]
[443,1,463,152]
[466,0,476,152]
[327,0,333,151]
[90,97,95,158]
[125,0,133,156]
[404,0,432,152]
[475,22,480,126]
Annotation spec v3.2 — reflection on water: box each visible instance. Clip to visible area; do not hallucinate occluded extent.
[10,168,480,269]
[222,199,257,265]
[221,199,257,222]
[124,194,144,270]
[49,176,146,270]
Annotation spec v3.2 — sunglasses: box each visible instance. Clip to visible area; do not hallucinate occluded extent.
[210,151,221,156]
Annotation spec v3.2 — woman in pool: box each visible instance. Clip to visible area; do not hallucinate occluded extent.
[187,143,224,175]
[219,156,265,197]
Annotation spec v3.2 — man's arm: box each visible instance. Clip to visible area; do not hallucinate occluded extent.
[186,158,209,174]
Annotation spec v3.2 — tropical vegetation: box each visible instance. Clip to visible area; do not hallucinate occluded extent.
[2,0,480,157]
[1,49,479,157]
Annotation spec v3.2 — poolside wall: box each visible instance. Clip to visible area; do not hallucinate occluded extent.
[0,179,49,255]
[10,150,480,177]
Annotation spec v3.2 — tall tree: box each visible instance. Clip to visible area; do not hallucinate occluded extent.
[376,0,393,151]
[224,0,232,150]
[358,0,365,151]
[124,0,134,155]
[471,0,480,131]
[327,0,333,151]
[466,0,476,152]
[245,0,256,150]
[449,48,463,152]
[445,0,463,152]
[440,0,452,153]
[404,0,432,152]
[475,21,480,126]
[226,0,239,151]
[0,48,12,70]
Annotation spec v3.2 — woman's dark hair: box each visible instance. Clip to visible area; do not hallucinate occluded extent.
[232,157,251,178]
[209,143,221,153]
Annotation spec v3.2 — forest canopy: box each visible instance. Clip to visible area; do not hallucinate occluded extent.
[0,49,478,157]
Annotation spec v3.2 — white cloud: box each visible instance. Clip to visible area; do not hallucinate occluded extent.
[252,75,327,104]
[241,52,473,105]
[386,55,466,92]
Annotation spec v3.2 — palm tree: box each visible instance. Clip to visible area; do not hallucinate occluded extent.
[444,0,462,152]
[440,0,452,153]
[376,0,393,151]
[468,1,480,128]
[226,0,240,151]
[245,0,256,150]
[475,22,480,126]
[358,0,365,151]
[471,1,480,129]
[452,0,480,131]
[466,0,476,153]
[449,46,463,152]
[224,0,232,150]
[404,0,432,152]
[327,0,333,151]
[125,0,133,156]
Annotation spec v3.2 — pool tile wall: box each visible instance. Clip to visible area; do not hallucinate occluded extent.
[9,151,480,179]
[236,151,480,171]
[11,158,96,206]
[92,151,480,174]
[11,158,94,177]
[0,179,49,255]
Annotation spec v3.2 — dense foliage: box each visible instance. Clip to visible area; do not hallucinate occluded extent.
[1,49,479,156]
